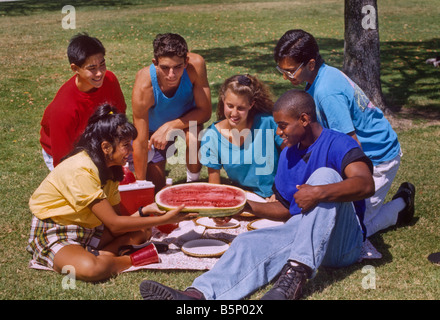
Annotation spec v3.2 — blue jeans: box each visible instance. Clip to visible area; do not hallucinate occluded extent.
[191,168,364,300]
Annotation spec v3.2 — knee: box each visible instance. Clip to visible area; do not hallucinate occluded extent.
[129,230,149,244]
[306,168,342,186]
[71,256,108,282]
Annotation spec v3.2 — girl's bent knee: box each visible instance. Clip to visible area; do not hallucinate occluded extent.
[70,256,107,282]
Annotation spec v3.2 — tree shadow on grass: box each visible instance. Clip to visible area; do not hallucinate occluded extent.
[195,37,440,122]
[380,38,440,120]
[194,41,291,98]
[0,0,143,16]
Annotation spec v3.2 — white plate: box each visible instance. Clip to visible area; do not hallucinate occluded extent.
[245,192,267,203]
[195,217,240,229]
[247,219,284,230]
[181,239,229,257]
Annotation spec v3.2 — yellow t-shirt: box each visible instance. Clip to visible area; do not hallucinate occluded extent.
[29,151,120,228]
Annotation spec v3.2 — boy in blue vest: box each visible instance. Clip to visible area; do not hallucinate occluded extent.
[132,33,211,191]
[139,90,375,300]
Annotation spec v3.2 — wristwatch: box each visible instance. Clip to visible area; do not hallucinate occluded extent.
[138,206,146,217]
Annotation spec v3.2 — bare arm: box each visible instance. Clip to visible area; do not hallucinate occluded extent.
[183,52,212,124]
[244,199,292,222]
[90,199,195,235]
[132,67,155,180]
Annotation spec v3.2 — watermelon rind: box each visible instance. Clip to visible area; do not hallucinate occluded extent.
[155,183,246,217]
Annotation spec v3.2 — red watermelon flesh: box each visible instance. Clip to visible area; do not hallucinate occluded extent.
[155,183,246,217]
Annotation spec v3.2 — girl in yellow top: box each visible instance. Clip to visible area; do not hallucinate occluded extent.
[27,104,195,282]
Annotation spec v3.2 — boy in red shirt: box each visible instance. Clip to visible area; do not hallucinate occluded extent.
[39,33,126,169]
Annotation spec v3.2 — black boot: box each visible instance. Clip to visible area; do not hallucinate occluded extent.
[261,262,310,300]
[393,182,416,225]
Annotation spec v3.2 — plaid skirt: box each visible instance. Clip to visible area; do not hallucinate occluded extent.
[26,216,104,269]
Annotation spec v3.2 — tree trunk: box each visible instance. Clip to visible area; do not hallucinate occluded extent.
[343,0,390,114]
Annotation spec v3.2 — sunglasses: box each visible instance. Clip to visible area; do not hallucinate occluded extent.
[276,62,304,79]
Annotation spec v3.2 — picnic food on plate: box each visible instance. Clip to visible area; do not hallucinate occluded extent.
[155,183,246,217]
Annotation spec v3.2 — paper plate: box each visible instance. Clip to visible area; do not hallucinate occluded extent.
[181,239,230,257]
[245,192,267,203]
[247,219,285,231]
[194,217,240,229]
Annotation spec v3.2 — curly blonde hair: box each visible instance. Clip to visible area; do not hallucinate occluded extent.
[216,74,274,121]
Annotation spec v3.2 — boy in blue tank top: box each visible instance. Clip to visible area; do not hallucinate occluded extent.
[273,29,415,237]
[132,33,211,191]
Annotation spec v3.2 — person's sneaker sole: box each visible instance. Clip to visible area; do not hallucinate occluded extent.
[394,182,416,225]
[428,252,440,266]
[139,280,176,300]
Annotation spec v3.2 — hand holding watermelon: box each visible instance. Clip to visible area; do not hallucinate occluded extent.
[159,204,198,224]
[212,216,232,226]
[137,203,198,223]
[140,203,166,216]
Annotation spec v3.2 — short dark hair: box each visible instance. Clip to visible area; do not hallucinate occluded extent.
[67,104,137,183]
[153,33,188,61]
[274,29,323,67]
[67,33,106,67]
[274,89,317,122]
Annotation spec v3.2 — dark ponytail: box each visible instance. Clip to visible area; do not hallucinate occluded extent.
[66,104,137,184]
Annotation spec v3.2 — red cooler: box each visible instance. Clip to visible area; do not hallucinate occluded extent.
[118,180,155,216]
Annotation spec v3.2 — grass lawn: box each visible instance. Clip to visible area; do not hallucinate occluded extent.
[0,0,439,301]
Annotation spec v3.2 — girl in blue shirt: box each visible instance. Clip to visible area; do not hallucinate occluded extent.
[200,74,284,199]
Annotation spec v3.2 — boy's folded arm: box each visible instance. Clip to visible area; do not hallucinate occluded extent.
[245,200,291,222]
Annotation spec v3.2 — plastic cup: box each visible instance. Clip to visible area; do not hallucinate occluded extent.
[130,243,160,266]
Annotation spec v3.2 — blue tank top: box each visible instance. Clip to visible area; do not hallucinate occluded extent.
[148,64,195,131]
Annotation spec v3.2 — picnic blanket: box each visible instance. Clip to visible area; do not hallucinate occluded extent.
[28,218,382,273]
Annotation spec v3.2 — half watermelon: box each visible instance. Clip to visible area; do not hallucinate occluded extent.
[155,183,246,217]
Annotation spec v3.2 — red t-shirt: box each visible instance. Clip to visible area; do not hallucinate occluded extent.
[40,70,126,167]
